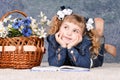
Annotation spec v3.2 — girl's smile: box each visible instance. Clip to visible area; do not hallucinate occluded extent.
[62,35,72,44]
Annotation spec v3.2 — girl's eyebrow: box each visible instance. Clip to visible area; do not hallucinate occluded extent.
[74,27,80,31]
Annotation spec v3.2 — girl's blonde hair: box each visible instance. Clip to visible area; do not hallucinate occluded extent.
[48,14,100,56]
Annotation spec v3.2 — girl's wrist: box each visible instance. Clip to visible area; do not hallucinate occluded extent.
[67,45,72,49]
[61,44,67,48]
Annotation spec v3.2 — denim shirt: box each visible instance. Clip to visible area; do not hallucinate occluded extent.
[47,34,105,68]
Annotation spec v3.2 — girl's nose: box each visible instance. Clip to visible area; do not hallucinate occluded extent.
[66,30,72,36]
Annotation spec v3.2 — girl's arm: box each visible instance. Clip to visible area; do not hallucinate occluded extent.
[67,37,92,68]
[47,35,67,66]
[67,46,91,68]
[48,45,67,66]
[67,36,104,68]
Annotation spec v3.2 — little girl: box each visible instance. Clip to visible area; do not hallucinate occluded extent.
[47,6,116,68]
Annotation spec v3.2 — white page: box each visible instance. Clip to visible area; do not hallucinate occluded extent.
[31,66,90,72]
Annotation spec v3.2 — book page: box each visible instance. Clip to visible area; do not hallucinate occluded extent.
[31,66,90,72]
[59,66,90,72]
[31,66,60,72]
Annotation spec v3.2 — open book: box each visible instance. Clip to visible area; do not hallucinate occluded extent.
[31,66,90,72]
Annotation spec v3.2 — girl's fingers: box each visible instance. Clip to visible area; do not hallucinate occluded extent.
[59,32,63,39]
[55,32,59,38]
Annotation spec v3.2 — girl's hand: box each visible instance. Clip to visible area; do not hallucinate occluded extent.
[55,32,67,48]
[67,36,82,49]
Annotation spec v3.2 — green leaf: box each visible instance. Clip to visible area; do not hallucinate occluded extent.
[7,28,22,37]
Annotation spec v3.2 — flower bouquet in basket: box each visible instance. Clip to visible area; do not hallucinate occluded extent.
[0,10,50,69]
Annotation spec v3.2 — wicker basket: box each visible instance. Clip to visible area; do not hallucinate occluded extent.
[0,10,45,69]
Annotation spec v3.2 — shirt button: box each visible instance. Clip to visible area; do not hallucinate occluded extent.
[70,50,74,54]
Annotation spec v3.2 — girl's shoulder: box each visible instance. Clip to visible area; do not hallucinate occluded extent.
[80,35,92,48]
[76,35,92,49]
[46,34,59,47]
[47,35,55,42]
[82,35,91,44]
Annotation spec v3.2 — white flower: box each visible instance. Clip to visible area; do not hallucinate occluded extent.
[46,20,51,26]
[40,12,44,17]
[0,11,49,38]
[3,15,12,23]
[0,22,7,34]
[38,11,50,26]
[0,22,4,28]
[30,17,37,24]
[0,24,8,38]
[7,24,12,28]
[1,31,8,38]
[40,16,47,23]
[36,27,47,38]
[57,8,73,20]
[86,18,94,31]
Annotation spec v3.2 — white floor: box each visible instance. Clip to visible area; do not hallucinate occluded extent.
[0,63,120,80]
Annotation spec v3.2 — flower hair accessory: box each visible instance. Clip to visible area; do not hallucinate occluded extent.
[57,6,73,20]
[86,18,94,31]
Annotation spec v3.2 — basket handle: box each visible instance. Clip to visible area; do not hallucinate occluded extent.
[0,10,27,21]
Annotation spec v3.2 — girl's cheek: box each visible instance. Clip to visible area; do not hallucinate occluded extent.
[77,34,83,41]
[79,37,83,42]
[78,33,82,38]
[59,29,64,34]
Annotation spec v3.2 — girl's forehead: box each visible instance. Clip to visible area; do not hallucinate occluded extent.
[62,21,84,28]
[62,21,81,29]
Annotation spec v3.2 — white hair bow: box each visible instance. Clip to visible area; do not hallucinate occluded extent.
[57,8,72,20]
[86,18,94,31]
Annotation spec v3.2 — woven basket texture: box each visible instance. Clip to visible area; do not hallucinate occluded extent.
[0,10,44,69]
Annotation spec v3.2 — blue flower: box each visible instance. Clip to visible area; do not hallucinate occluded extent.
[1,11,49,38]
[22,27,32,37]
[12,20,22,29]
[22,17,31,26]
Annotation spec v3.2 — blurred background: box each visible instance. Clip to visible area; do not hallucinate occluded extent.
[0,0,120,63]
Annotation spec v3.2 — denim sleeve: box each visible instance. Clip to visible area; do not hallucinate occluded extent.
[67,46,91,68]
[48,44,67,67]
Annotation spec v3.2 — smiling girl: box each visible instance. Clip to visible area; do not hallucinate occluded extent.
[47,6,116,68]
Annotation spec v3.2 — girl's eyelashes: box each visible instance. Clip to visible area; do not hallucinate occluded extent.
[64,26,68,29]
[63,26,81,33]
[62,24,81,34]
[73,29,80,33]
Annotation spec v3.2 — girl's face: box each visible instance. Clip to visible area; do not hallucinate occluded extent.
[59,21,83,44]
